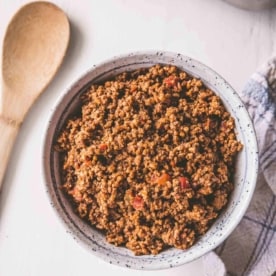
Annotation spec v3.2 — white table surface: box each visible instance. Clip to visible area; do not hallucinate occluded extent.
[0,1,276,275]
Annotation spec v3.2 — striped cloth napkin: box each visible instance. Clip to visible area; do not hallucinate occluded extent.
[203,56,276,276]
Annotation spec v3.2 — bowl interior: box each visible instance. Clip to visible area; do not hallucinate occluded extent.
[43,51,258,270]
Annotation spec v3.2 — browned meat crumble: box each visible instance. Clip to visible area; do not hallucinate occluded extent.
[56,65,242,255]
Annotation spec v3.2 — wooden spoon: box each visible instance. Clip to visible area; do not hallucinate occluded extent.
[0,2,70,188]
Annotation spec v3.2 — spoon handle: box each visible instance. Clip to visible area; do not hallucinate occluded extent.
[0,115,20,189]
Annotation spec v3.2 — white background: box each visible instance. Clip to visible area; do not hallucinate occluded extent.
[0,0,276,275]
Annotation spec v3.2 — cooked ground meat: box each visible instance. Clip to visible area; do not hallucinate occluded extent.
[56,64,242,255]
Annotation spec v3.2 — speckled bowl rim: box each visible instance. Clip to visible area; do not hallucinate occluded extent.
[43,50,259,270]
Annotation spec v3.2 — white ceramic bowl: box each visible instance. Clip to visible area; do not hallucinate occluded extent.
[43,51,258,270]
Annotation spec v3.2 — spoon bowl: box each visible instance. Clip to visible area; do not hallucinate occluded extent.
[0,1,70,187]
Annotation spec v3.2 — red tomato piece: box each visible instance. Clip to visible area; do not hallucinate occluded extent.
[133,195,144,210]
[164,76,178,87]
[156,173,171,185]
[99,143,108,151]
[179,176,190,190]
